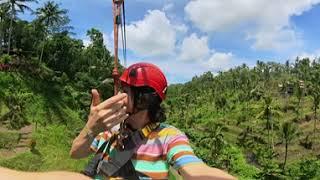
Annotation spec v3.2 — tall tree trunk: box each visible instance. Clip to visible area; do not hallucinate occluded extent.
[39,41,45,64]
[283,142,288,171]
[7,14,13,54]
[39,21,49,64]
[7,6,14,55]
[313,107,317,150]
[267,121,270,148]
[0,101,2,116]
[271,118,274,150]
[267,115,271,149]
[285,91,289,112]
[0,18,3,55]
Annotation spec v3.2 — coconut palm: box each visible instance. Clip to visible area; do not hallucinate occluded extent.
[35,1,69,63]
[200,124,227,161]
[280,121,299,170]
[1,0,36,54]
[309,85,320,149]
[0,3,10,54]
[257,95,282,149]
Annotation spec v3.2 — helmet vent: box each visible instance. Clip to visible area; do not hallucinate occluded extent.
[129,68,137,77]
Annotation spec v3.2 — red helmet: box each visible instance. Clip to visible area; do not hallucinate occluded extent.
[119,62,167,100]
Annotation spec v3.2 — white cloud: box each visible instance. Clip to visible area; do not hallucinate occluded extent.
[184,0,320,51]
[248,28,302,51]
[81,33,113,52]
[174,24,188,34]
[179,33,210,61]
[205,52,234,71]
[126,10,176,57]
[163,2,174,11]
[293,49,320,60]
[153,51,240,84]
[82,39,90,48]
[150,59,209,84]
[103,33,113,54]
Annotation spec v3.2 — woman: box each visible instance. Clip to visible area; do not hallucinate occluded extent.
[70,62,235,180]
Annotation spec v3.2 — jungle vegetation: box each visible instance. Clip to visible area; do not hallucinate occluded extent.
[1,1,320,179]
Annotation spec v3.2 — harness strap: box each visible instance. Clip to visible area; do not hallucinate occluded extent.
[97,122,159,178]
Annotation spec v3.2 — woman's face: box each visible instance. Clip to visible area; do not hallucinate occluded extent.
[121,85,149,129]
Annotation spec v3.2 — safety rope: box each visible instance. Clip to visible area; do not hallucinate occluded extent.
[120,1,127,68]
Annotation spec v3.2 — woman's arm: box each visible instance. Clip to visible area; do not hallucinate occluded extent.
[0,167,91,180]
[179,163,236,180]
[69,126,96,159]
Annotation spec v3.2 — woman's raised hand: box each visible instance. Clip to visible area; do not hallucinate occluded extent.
[85,89,128,135]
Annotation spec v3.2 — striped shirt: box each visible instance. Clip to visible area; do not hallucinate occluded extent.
[90,123,202,179]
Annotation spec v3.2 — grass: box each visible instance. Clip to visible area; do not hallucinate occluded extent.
[33,124,89,172]
[0,72,90,173]
[0,103,9,117]
[0,124,89,172]
[0,131,20,149]
[0,152,43,171]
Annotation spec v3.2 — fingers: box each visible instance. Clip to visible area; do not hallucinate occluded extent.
[104,113,129,130]
[95,93,128,110]
[102,106,127,123]
[97,105,126,122]
[91,89,101,107]
[102,107,128,129]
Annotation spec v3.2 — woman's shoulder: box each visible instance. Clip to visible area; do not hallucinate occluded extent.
[156,123,185,137]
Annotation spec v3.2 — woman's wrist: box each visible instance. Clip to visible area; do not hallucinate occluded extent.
[83,124,96,140]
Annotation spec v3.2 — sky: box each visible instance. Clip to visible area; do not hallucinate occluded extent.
[19,0,320,84]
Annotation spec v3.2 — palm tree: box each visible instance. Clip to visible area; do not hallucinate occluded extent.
[35,1,69,63]
[280,121,298,171]
[257,95,282,149]
[0,3,10,55]
[214,93,228,115]
[200,124,227,162]
[2,0,36,54]
[310,86,320,149]
[295,80,304,116]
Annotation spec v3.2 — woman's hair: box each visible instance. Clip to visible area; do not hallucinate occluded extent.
[131,86,166,123]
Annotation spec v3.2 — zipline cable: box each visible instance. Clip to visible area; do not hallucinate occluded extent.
[120,1,127,68]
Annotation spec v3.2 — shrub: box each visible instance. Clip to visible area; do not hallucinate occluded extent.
[0,54,12,64]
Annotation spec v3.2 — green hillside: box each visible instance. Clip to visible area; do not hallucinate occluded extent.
[165,61,320,179]
[1,1,320,179]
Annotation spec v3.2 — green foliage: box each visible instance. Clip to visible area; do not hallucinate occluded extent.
[35,1,70,34]
[1,1,320,179]
[32,124,89,171]
[222,146,260,179]
[287,158,320,179]
[0,54,12,63]
[0,152,43,171]
[166,57,320,179]
[0,131,20,149]
[280,121,299,144]
[254,145,283,179]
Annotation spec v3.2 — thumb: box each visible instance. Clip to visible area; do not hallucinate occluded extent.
[91,89,101,107]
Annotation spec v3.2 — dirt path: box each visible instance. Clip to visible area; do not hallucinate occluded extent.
[0,125,33,159]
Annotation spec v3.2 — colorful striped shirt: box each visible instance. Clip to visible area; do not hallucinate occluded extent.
[90,123,202,179]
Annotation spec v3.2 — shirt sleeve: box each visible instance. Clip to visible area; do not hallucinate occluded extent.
[166,133,203,170]
[90,131,112,152]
